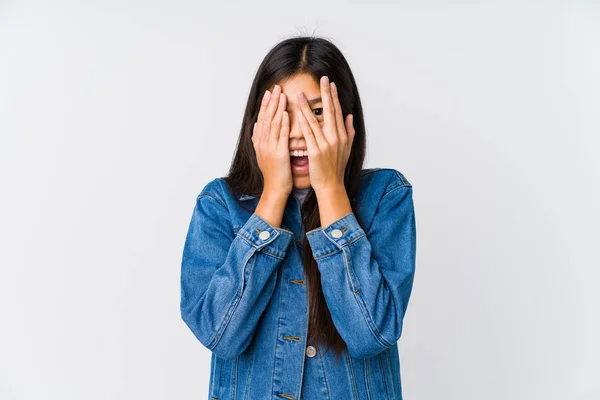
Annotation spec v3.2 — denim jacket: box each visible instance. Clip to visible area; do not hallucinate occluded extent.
[180,168,416,400]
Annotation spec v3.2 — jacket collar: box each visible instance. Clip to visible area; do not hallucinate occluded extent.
[238,194,259,201]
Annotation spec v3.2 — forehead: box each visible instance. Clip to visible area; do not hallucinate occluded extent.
[270,73,321,104]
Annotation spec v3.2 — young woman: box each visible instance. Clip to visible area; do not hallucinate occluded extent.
[180,36,417,400]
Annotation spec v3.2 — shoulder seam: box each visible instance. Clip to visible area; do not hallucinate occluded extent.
[381,169,412,198]
[197,191,227,209]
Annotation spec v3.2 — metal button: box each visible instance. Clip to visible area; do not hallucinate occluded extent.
[305,345,316,357]
[330,229,343,238]
[259,230,271,240]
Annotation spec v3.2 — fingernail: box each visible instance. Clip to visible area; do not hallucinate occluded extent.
[264,90,270,102]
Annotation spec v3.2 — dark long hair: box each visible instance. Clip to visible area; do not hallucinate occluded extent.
[223,36,367,362]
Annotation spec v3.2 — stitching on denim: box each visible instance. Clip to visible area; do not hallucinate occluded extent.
[297,275,310,400]
[232,355,239,399]
[272,264,285,396]
[344,348,359,400]
[381,183,411,201]
[289,279,304,285]
[394,169,411,187]
[215,357,223,400]
[317,346,332,399]
[206,293,241,350]
[239,251,256,297]
[209,353,217,399]
[236,233,286,260]
[260,247,285,260]
[207,247,255,350]
[344,246,393,350]
[277,393,295,399]
[313,248,342,259]
[364,358,372,400]
[385,350,397,399]
[382,171,411,199]
[313,232,366,259]
[243,342,255,400]
[341,246,361,297]
[378,353,390,399]
[198,192,228,209]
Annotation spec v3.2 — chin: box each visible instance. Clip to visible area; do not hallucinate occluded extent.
[293,176,311,189]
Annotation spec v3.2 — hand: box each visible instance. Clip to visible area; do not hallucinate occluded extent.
[296,75,356,194]
[252,84,293,196]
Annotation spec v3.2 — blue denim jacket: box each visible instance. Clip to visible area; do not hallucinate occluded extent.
[180,168,416,400]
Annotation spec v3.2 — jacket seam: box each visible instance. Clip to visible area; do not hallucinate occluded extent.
[381,183,411,201]
[206,247,255,351]
[317,348,332,399]
[378,353,390,399]
[235,233,287,260]
[345,243,394,351]
[363,358,372,400]
[271,263,285,397]
[385,350,397,399]
[312,232,366,260]
[344,348,359,400]
[198,192,228,209]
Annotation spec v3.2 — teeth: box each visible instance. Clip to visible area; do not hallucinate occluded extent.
[290,150,308,157]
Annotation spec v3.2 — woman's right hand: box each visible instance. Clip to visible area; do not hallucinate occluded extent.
[252,84,293,197]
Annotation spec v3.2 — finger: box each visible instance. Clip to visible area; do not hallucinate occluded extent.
[278,110,290,152]
[270,91,286,145]
[297,110,319,157]
[320,76,337,142]
[255,90,271,141]
[262,85,281,143]
[297,91,327,149]
[257,89,271,124]
[330,82,347,143]
[345,113,356,154]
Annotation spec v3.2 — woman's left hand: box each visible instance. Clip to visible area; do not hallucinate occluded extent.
[296,75,355,194]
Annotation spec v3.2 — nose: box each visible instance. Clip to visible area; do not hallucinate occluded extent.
[288,109,303,139]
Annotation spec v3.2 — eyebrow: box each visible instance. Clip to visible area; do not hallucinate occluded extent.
[284,95,323,107]
[308,97,322,106]
[306,97,322,106]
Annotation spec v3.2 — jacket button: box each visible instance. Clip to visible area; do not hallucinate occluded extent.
[305,345,316,357]
[259,231,271,240]
[330,229,343,238]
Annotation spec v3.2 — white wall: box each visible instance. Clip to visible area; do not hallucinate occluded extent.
[1,1,598,399]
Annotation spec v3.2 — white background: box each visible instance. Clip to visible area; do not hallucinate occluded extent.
[1,0,599,399]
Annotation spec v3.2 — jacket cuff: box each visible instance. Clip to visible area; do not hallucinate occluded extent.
[306,211,366,258]
[236,213,294,258]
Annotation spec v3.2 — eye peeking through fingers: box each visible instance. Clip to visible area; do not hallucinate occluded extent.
[313,108,323,117]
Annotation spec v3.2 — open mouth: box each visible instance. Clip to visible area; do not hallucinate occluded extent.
[290,155,309,166]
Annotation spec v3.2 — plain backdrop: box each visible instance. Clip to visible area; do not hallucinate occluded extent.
[1,1,599,399]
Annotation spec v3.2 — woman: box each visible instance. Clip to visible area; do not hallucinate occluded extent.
[180,36,417,400]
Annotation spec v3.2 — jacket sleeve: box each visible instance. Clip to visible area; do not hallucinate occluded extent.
[305,179,416,359]
[180,191,294,360]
